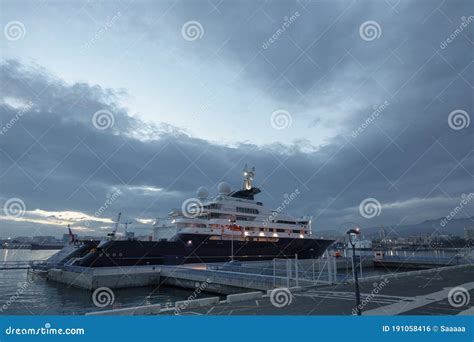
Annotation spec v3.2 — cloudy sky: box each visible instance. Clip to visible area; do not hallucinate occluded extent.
[0,0,472,239]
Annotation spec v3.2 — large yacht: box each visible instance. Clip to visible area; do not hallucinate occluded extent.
[44,167,334,267]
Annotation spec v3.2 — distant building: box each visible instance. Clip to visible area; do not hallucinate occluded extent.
[82,235,99,241]
[12,236,31,243]
[406,236,424,245]
[124,232,135,240]
[355,239,372,249]
[379,226,386,240]
[465,228,474,240]
[32,236,56,243]
[62,233,78,242]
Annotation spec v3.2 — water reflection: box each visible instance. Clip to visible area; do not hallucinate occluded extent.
[0,250,214,315]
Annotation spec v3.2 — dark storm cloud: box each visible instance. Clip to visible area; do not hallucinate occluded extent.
[1,58,472,238]
[0,0,473,238]
[120,0,473,157]
[121,1,470,105]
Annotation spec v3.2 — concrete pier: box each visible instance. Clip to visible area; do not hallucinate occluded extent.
[42,258,350,293]
[373,255,466,269]
[44,264,323,293]
[157,264,474,316]
[39,255,431,293]
[45,266,162,290]
[87,264,474,316]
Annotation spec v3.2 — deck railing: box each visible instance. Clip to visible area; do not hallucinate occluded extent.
[0,260,45,270]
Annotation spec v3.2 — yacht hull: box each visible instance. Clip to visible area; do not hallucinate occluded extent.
[76,234,334,267]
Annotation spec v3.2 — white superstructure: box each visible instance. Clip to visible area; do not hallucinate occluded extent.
[152,166,312,242]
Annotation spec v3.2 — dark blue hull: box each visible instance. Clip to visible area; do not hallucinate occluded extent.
[76,234,334,267]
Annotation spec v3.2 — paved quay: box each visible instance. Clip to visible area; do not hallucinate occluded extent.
[157,264,474,316]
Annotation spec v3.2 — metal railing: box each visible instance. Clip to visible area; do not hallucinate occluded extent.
[0,260,45,270]
[206,257,347,287]
[376,255,468,265]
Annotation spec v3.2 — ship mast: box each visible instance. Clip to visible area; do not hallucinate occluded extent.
[242,165,255,190]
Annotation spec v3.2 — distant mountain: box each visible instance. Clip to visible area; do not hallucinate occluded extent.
[366,216,474,238]
[319,216,474,238]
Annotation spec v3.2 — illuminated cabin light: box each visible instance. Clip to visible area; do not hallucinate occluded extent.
[259,232,265,237]
[244,232,249,236]
[299,234,304,239]
[273,233,278,237]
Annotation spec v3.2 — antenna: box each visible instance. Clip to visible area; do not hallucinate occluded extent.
[243,165,255,190]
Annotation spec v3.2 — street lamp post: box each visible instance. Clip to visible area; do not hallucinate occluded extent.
[347,228,362,315]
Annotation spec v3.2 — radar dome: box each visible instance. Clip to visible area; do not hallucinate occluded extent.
[218,182,231,195]
[196,186,209,199]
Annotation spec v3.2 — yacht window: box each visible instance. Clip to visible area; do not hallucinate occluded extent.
[236,207,259,214]
[276,220,297,225]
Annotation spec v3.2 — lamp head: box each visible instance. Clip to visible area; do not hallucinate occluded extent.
[346,228,360,235]
[346,227,361,246]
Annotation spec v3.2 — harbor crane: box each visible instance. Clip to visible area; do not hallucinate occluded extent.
[107,212,122,240]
